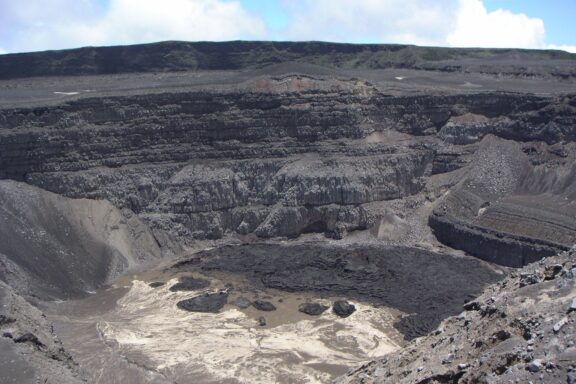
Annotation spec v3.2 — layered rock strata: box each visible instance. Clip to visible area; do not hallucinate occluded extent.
[430,135,576,267]
[1,88,574,248]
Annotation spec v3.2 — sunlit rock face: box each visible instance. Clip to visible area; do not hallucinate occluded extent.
[1,86,575,250]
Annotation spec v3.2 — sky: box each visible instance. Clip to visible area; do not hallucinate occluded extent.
[0,0,575,54]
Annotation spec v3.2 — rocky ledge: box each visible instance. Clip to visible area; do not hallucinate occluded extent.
[337,246,576,384]
[430,135,576,267]
[1,84,575,258]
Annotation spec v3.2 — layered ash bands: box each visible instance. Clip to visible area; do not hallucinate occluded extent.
[1,84,575,265]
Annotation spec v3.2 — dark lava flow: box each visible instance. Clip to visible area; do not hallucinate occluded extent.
[172,243,503,340]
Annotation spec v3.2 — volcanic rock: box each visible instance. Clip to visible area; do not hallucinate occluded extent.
[0,40,575,384]
[429,136,576,267]
[234,297,252,309]
[174,243,501,338]
[176,292,228,313]
[252,300,276,312]
[336,248,576,384]
[169,277,210,292]
[0,181,163,300]
[298,302,329,316]
[333,300,356,318]
[14,333,44,347]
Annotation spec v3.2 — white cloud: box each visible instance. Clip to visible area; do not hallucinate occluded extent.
[280,0,458,46]
[94,0,266,45]
[278,0,553,50]
[546,44,576,53]
[0,48,7,55]
[447,0,545,49]
[0,0,266,53]
[0,0,572,54]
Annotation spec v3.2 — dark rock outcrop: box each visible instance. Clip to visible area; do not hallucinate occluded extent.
[1,40,575,384]
[14,333,45,348]
[1,87,574,243]
[430,135,576,267]
[333,300,356,318]
[252,300,276,312]
[173,243,502,339]
[176,292,228,313]
[298,302,329,316]
[337,247,576,384]
[168,277,210,292]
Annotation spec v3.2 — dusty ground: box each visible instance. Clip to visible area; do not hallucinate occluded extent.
[45,266,404,384]
[1,65,574,109]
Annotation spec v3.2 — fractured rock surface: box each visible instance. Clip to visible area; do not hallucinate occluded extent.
[173,243,502,339]
[0,43,575,266]
[337,247,576,384]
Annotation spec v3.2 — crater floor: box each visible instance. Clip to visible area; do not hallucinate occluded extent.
[47,262,403,384]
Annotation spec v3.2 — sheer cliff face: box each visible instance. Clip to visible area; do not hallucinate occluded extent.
[0,40,575,265]
[0,82,575,256]
[0,88,432,241]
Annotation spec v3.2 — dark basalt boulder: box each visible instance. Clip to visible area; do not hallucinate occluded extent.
[333,300,356,318]
[298,302,329,316]
[252,300,276,311]
[14,333,45,347]
[169,277,210,292]
[0,315,16,326]
[234,297,252,309]
[148,281,165,288]
[176,292,228,313]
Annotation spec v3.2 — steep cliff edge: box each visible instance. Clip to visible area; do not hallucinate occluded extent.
[430,135,576,267]
[1,86,575,251]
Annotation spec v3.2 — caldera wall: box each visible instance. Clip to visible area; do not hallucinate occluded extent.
[1,88,574,245]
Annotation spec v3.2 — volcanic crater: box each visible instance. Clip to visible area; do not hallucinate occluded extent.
[0,41,575,384]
